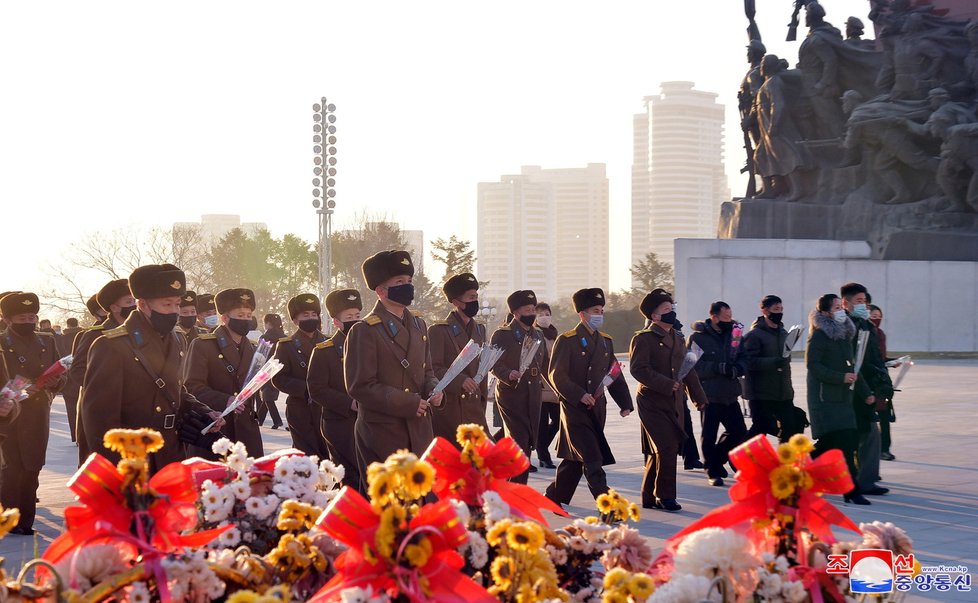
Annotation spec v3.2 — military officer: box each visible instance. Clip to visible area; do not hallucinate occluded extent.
[178,290,202,344]
[272,293,329,458]
[185,288,264,458]
[345,250,442,490]
[428,273,489,442]
[308,288,362,489]
[86,294,107,323]
[196,293,218,332]
[60,317,85,442]
[70,278,135,465]
[81,264,223,474]
[0,292,63,534]
[544,288,633,507]
[489,290,549,484]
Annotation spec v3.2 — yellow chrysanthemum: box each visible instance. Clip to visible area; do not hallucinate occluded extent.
[404,536,434,568]
[602,591,629,603]
[522,549,558,589]
[491,555,516,588]
[385,450,418,472]
[603,567,631,590]
[777,443,798,465]
[375,504,406,559]
[456,423,488,447]
[628,573,655,599]
[460,446,485,468]
[788,433,814,455]
[486,518,512,546]
[402,461,435,500]
[0,506,21,539]
[596,493,615,514]
[627,503,641,522]
[103,428,164,459]
[368,468,397,505]
[276,500,320,531]
[227,592,260,603]
[771,477,795,500]
[506,522,544,551]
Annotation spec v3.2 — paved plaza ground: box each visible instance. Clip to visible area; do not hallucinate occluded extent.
[2,358,975,601]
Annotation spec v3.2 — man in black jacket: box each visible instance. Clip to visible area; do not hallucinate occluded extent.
[688,301,748,486]
[742,295,799,442]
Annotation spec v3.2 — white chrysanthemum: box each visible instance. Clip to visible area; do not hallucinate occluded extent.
[218,525,242,547]
[781,579,808,603]
[756,569,783,599]
[273,482,298,501]
[571,518,611,542]
[129,581,152,603]
[244,496,264,516]
[466,530,489,569]
[648,574,719,603]
[481,490,510,525]
[313,490,336,509]
[449,499,471,526]
[340,585,390,603]
[226,451,253,474]
[208,548,236,568]
[774,554,790,574]
[319,458,345,486]
[673,528,759,578]
[230,480,251,501]
[546,544,568,566]
[211,438,233,457]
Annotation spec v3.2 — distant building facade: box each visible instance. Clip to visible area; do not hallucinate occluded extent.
[173,214,267,243]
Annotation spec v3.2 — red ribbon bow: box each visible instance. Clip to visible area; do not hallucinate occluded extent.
[309,486,496,603]
[422,436,567,524]
[43,454,228,567]
[669,435,859,544]
[183,447,306,487]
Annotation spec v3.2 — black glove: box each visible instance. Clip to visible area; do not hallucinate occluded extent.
[178,407,223,450]
[720,362,735,378]
[779,357,791,369]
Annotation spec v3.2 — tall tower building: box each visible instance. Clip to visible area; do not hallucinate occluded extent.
[631,81,729,277]
[477,164,608,308]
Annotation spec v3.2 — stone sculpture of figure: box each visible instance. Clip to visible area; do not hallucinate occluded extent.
[966,21,978,99]
[798,2,847,139]
[901,88,977,140]
[739,39,767,197]
[845,17,875,49]
[842,90,940,204]
[938,123,978,212]
[890,13,948,100]
[754,54,811,200]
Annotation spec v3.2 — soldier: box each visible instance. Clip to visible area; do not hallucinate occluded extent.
[544,288,633,507]
[60,317,85,442]
[489,290,549,485]
[272,293,328,457]
[178,290,201,344]
[345,250,442,489]
[86,294,107,323]
[428,273,489,442]
[0,292,63,535]
[70,278,135,464]
[196,293,218,332]
[185,288,264,458]
[81,264,223,474]
[257,313,285,429]
[308,288,362,489]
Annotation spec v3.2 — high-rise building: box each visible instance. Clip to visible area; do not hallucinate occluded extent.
[631,81,729,277]
[477,164,609,308]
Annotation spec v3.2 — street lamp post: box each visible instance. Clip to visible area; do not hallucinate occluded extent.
[311,97,338,305]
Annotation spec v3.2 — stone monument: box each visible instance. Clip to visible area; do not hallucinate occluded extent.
[722,0,978,261]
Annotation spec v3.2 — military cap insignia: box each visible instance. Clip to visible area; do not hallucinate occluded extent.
[348,294,357,301]
[170,281,181,289]
[401,258,411,266]
[207,299,215,306]
[596,293,603,299]
[306,297,316,303]
[183,295,193,302]
[21,299,31,306]
[241,293,251,301]
[467,276,476,281]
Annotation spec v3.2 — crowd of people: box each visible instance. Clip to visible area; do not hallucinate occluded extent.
[0,249,902,536]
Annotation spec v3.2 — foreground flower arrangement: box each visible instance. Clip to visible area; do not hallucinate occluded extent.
[0,428,916,602]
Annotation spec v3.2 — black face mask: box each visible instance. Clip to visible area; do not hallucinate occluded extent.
[341,319,360,334]
[768,312,784,324]
[178,315,197,330]
[518,314,536,327]
[298,318,322,334]
[149,311,179,336]
[117,305,137,320]
[658,310,677,325]
[461,300,480,318]
[386,283,415,306]
[10,322,36,337]
[717,320,734,333]
[227,318,253,337]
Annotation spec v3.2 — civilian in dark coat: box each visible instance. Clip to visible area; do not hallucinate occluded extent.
[742,294,799,442]
[534,303,560,469]
[257,313,286,428]
[869,304,897,460]
[688,301,748,486]
[60,317,85,442]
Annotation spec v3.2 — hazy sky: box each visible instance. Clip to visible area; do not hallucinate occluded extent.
[0,0,868,300]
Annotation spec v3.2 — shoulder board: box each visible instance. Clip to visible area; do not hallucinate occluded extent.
[87,324,105,331]
[104,325,128,339]
[635,329,652,335]
[278,336,292,343]
[38,331,56,340]
[198,333,217,341]
[414,312,424,319]
[431,320,448,326]
[599,331,613,340]
[561,329,578,338]
[496,323,512,331]
[364,315,382,326]
[315,340,334,350]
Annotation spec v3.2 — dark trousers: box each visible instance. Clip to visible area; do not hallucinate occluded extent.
[813,428,859,494]
[63,385,81,442]
[536,403,560,464]
[545,458,608,505]
[643,441,680,504]
[700,402,748,479]
[257,384,283,426]
[747,399,799,443]
[286,400,327,458]
[879,402,893,453]
[0,443,40,531]
[681,399,701,463]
